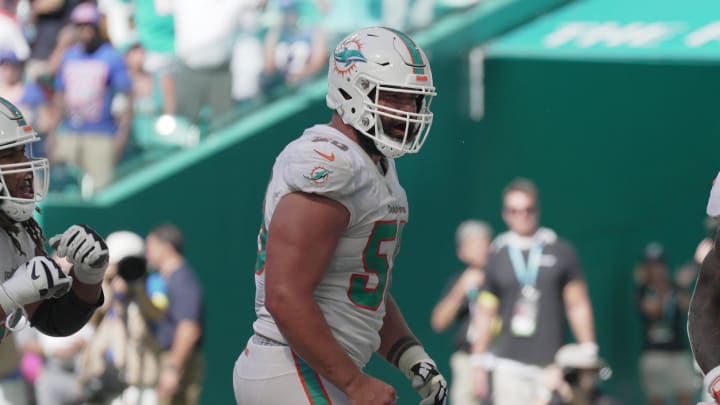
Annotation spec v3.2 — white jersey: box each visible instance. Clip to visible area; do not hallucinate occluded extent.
[0,228,35,283]
[253,124,409,367]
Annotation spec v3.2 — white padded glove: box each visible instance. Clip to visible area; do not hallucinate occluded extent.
[50,224,109,285]
[708,171,720,217]
[398,346,448,405]
[702,365,720,404]
[0,256,73,314]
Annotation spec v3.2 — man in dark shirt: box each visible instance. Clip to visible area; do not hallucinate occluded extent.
[470,178,597,405]
[145,224,205,405]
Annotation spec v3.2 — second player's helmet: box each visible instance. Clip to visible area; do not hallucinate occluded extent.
[326,27,436,158]
[0,97,49,222]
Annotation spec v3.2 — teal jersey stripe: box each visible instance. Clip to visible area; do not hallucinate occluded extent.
[385,27,425,74]
[292,351,332,404]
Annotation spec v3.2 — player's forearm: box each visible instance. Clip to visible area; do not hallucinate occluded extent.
[168,321,201,370]
[430,285,467,332]
[567,300,595,343]
[269,293,362,393]
[564,281,595,343]
[378,296,420,363]
[470,306,496,355]
[69,268,102,305]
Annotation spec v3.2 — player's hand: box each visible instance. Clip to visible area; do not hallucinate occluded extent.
[345,373,398,405]
[50,224,109,285]
[408,360,448,405]
[0,256,72,311]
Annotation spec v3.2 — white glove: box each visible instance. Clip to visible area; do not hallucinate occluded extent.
[708,171,720,217]
[50,224,109,285]
[398,345,448,405]
[0,256,73,314]
[702,365,720,404]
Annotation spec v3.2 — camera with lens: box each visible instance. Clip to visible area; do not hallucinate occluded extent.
[116,255,147,282]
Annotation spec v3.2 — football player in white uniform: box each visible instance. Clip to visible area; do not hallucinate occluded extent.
[233,27,447,405]
[0,97,108,344]
[690,173,720,404]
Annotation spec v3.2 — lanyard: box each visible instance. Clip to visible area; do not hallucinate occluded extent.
[508,243,544,287]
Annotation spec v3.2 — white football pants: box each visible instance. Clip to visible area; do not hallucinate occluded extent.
[233,336,350,405]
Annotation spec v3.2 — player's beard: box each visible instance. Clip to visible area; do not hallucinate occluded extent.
[357,128,382,159]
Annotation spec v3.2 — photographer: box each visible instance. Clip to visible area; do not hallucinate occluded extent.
[77,231,163,405]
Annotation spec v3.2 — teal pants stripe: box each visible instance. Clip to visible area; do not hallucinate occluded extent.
[292,351,333,404]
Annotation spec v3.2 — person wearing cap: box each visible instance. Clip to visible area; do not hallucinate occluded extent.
[77,230,163,405]
[47,1,132,192]
[636,242,698,405]
[144,223,204,405]
[542,343,620,405]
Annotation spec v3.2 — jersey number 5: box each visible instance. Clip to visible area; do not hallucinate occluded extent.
[349,221,405,310]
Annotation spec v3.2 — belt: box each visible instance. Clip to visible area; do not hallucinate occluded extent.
[252,333,287,346]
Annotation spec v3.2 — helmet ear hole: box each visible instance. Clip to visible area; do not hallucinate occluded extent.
[339,89,352,100]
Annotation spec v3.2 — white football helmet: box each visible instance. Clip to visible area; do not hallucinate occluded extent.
[326,27,436,158]
[0,97,49,222]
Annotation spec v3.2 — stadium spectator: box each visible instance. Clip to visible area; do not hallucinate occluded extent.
[144,223,205,405]
[471,177,597,405]
[120,0,176,117]
[230,0,266,103]
[636,242,698,405]
[34,323,95,405]
[31,254,96,405]
[540,343,620,405]
[381,0,435,31]
[431,219,493,405]
[0,0,31,65]
[25,0,81,81]
[0,48,53,149]
[172,0,249,130]
[261,0,327,93]
[0,329,29,405]
[78,230,162,405]
[47,1,132,192]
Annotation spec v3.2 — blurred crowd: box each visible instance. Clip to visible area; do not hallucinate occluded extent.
[2,223,205,405]
[0,0,481,197]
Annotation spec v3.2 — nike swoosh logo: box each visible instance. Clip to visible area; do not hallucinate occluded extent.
[314,149,335,161]
[31,264,40,280]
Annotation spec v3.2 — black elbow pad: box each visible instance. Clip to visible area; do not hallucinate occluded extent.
[30,289,104,337]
